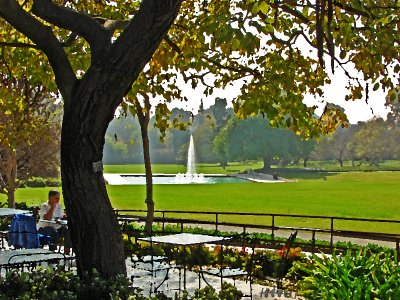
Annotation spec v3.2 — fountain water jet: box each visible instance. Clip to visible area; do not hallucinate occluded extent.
[187,135,196,175]
[174,135,207,183]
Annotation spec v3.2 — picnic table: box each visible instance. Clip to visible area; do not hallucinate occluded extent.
[0,208,30,217]
[0,248,66,273]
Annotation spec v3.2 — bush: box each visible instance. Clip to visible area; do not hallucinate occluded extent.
[24,177,47,188]
[23,177,61,188]
[0,268,142,300]
[296,248,400,299]
[44,177,62,187]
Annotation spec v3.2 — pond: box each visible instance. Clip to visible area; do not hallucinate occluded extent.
[103,173,251,185]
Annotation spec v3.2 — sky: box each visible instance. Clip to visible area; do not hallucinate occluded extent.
[168,68,390,125]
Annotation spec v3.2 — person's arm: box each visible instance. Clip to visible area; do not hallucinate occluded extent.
[42,204,56,221]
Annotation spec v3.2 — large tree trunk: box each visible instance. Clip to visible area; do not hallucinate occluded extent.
[59,1,182,277]
[61,77,126,277]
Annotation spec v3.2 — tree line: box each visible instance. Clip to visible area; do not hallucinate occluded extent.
[105,98,400,170]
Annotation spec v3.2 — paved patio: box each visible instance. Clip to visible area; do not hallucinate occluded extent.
[125,257,304,299]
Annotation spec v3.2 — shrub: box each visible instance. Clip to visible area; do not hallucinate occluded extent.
[22,177,61,188]
[0,268,142,300]
[296,248,400,299]
[180,282,243,300]
[24,177,47,188]
[44,177,62,187]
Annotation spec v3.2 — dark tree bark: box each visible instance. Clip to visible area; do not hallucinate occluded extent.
[61,76,127,276]
[0,0,182,277]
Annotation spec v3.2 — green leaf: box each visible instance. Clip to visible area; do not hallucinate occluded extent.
[259,2,270,14]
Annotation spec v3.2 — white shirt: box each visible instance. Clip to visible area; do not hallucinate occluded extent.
[37,202,64,230]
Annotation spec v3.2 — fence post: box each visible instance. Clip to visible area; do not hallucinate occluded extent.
[162,211,165,232]
[215,213,219,232]
[312,230,316,251]
[271,215,275,241]
[330,218,334,248]
[396,238,400,262]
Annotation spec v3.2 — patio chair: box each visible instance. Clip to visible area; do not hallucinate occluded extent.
[7,214,51,249]
[276,230,298,289]
[201,234,252,297]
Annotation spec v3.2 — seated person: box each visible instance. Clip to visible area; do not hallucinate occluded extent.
[37,190,71,255]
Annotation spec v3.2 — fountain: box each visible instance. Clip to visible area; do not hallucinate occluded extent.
[104,134,251,185]
[173,135,208,184]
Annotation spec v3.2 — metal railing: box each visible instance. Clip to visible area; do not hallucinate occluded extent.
[115,209,400,257]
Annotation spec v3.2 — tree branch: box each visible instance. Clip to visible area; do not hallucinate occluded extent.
[0,41,40,49]
[102,0,182,108]
[268,3,310,24]
[31,0,110,62]
[203,56,263,79]
[0,0,76,102]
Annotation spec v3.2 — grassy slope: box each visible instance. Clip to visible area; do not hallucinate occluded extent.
[2,166,399,233]
[106,171,400,232]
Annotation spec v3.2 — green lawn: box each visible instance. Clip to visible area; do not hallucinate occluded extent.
[3,169,400,233]
[103,161,264,175]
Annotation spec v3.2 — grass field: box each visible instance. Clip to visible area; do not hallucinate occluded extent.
[2,166,400,233]
[103,161,264,175]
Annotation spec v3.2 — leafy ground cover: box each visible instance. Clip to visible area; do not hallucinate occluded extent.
[294,248,400,299]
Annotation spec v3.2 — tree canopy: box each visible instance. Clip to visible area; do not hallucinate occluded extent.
[213,115,307,170]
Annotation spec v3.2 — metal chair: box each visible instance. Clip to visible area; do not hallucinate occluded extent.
[276,230,298,289]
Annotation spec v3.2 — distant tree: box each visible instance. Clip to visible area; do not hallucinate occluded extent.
[385,87,400,126]
[351,118,388,166]
[0,76,60,207]
[294,137,317,168]
[213,116,297,171]
[193,114,219,163]
[315,124,361,167]
[332,126,353,167]
[343,124,363,167]
[387,126,400,160]
[0,122,60,191]
[213,125,229,168]
[169,109,191,165]
[209,98,229,129]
